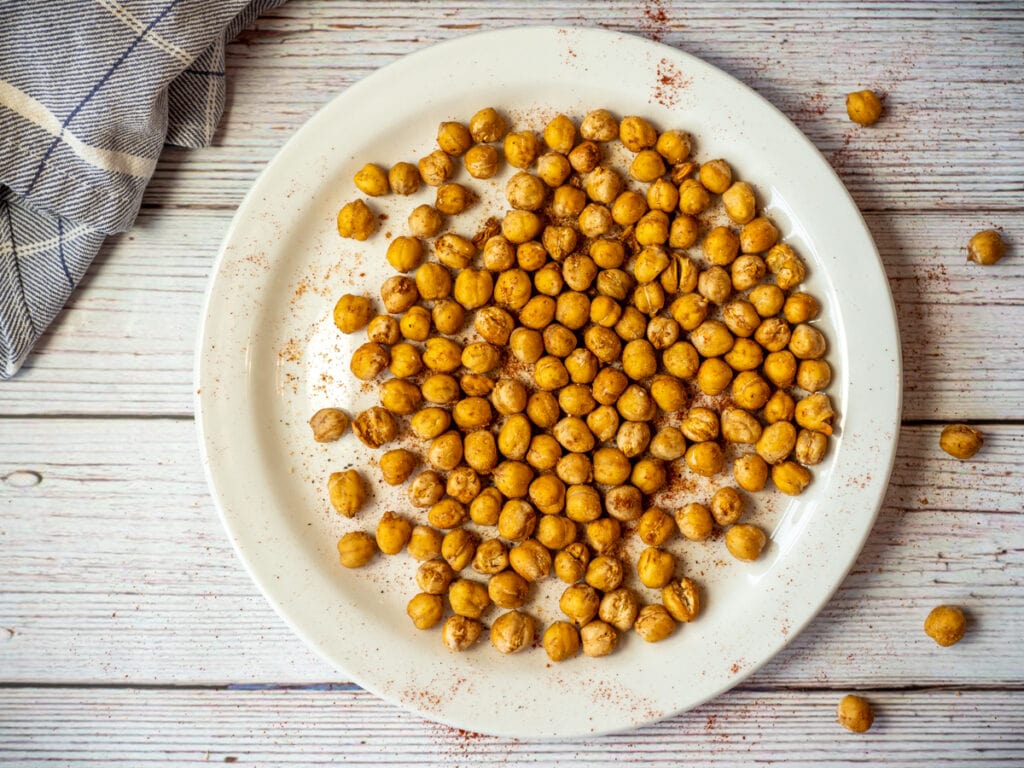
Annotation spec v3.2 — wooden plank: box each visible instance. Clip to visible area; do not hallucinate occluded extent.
[4,208,1022,418]
[0,686,1020,766]
[134,0,1024,212]
[0,418,1020,686]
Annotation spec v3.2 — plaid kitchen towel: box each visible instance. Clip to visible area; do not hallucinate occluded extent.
[0,0,287,379]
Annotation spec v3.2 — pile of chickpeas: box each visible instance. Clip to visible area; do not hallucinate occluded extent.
[317,106,836,661]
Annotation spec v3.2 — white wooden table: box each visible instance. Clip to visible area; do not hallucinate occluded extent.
[2,2,1022,764]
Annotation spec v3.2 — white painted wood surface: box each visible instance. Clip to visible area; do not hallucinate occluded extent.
[1,1,1022,764]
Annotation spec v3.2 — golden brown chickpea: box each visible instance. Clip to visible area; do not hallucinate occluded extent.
[536,151,572,187]
[380,275,419,314]
[724,338,764,372]
[524,392,559,430]
[333,293,374,334]
[630,149,667,183]
[679,407,718,442]
[659,342,697,382]
[384,236,422,273]
[580,108,619,141]
[550,185,587,219]
[504,172,546,212]
[436,121,473,156]
[417,149,454,187]
[632,458,667,494]
[589,447,629,487]
[433,233,476,271]
[469,486,502,526]
[407,525,443,562]
[488,570,529,609]
[411,265,449,306]
[483,235,516,272]
[685,441,725,477]
[561,485,599,524]
[468,106,506,142]
[428,498,468,531]
[783,292,821,325]
[701,226,739,267]
[636,547,675,589]
[497,498,537,542]
[442,527,479,571]
[618,339,655,381]
[635,210,670,246]
[493,269,532,311]
[585,553,624,593]
[754,317,792,353]
[720,180,756,224]
[504,329,541,368]
[551,416,595,454]
[645,319,680,353]
[504,130,540,169]
[408,470,446,508]
[543,621,581,662]
[497,415,531,461]
[458,343,497,377]
[764,350,798,388]
[795,429,828,466]
[728,256,764,293]
[336,199,376,241]
[471,537,509,576]
[586,239,622,270]
[443,615,483,652]
[310,407,349,443]
[650,426,687,461]
[366,315,401,347]
[517,240,548,272]
[427,430,464,473]
[421,337,462,374]
[461,374,494,398]
[663,577,701,623]
[490,610,535,654]
[766,244,807,290]
[667,215,700,252]
[579,406,614,444]
[553,294,589,334]
[375,511,412,556]
[710,486,745,526]
[352,406,398,448]
[772,460,812,495]
[651,127,688,162]
[449,578,491,619]
[795,392,836,435]
[733,453,769,492]
[647,177,680,213]
[615,421,651,459]
[543,324,577,359]
[726,523,768,561]
[691,320,734,358]
[585,519,622,557]
[749,283,786,318]
[581,619,618,657]
[695,158,729,194]
[554,541,591,583]
[581,325,620,365]
[420,373,459,405]
[756,421,797,465]
[582,165,621,205]
[678,178,712,216]
[939,424,984,460]
[845,89,884,126]
[610,190,648,226]
[388,162,421,195]
[732,371,772,411]
[435,182,474,215]
[604,485,643,522]
[619,115,658,151]
[487,380,524,418]
[697,358,734,396]
[465,143,499,179]
[417,558,456,594]
[544,225,579,261]
[509,539,552,582]
[797,359,832,392]
[789,323,827,360]
[539,113,574,154]
[617,384,656,422]
[529,355,566,391]
[720,406,762,445]
[764,389,796,424]
[336,531,376,569]
[634,604,676,643]
[475,306,516,346]
[836,694,875,733]
[568,140,601,173]
[501,210,543,245]
[555,384,594,419]
[578,203,614,238]
[634,508,674,547]
[450,271,493,312]
[587,369,626,408]
[453,397,492,431]
[615,305,649,340]
[558,583,601,627]
[379,448,418,485]
[696,266,732,307]
[924,605,967,646]
[739,216,780,254]
[327,469,366,518]
[493,460,535,500]
[631,247,668,285]
[529,471,566,514]
[676,502,714,541]
[722,300,761,339]
[536,514,578,551]
[637,281,667,312]
[589,295,622,329]
[967,229,1006,265]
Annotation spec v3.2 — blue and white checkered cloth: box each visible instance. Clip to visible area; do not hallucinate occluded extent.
[0,0,286,379]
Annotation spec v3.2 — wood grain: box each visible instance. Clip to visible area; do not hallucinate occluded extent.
[0,687,1021,766]
[5,208,1022,418]
[1,418,1020,686]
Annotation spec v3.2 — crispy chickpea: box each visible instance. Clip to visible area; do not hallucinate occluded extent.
[783,293,820,325]
[732,371,772,411]
[611,190,648,227]
[384,236,423,273]
[526,391,560,430]
[635,210,670,246]
[491,610,535,654]
[615,305,649,340]
[967,229,1006,265]
[497,415,531,461]
[542,325,576,360]
[924,605,967,646]
[764,350,798,388]
[464,143,499,179]
[429,498,468,531]
[536,514,578,550]
[469,486,502,526]
[366,315,401,347]
[446,466,482,505]
[509,539,552,582]
[678,178,711,216]
[488,569,531,610]
[618,339,655,381]
[640,283,670,315]
[939,424,984,460]
[530,355,566,391]
[560,484,600,524]
[411,265,448,306]
[587,239,623,270]
[517,241,547,272]
[754,317,792,353]
[647,178,680,213]
[632,458,667,494]
[327,469,366,518]
[461,374,493,398]
[337,531,376,568]
[766,244,807,290]
[310,407,349,442]
[634,604,675,643]
[660,342,698,382]
[604,485,643,522]
[710,486,745,526]
[634,508,674,547]
[551,416,594,454]
[568,140,602,173]
[718,181,755,225]
[435,182,474,215]
[650,426,687,461]
[407,525,442,562]
[786,324,826,363]
[691,320,734,358]
[427,431,463,472]
[421,337,461,374]
[679,407,718,442]
[582,166,621,206]
[696,359,733,396]
[505,171,547,211]
[336,199,375,240]
[578,203,614,238]
[739,216,779,254]
[544,226,579,262]
[756,421,797,465]
[772,460,812,495]
[721,406,762,445]
[617,384,656,422]
[734,453,769,492]
[700,227,738,268]
[559,583,601,627]
[631,247,668,285]
[663,577,701,623]
[376,511,412,555]
[352,406,398,448]
[437,121,472,156]
[725,338,764,371]
[475,306,516,345]
[580,108,618,141]
[795,392,836,435]
[506,328,542,367]
[379,448,418,485]
[726,523,768,561]
[443,615,483,652]
[449,578,491,619]
[651,127,689,162]
[590,447,630,486]
[388,162,420,195]
[408,470,445,508]
[581,620,618,657]
[417,558,455,594]
[504,130,540,169]
[501,210,543,245]
[493,269,532,311]
[797,359,832,392]
[420,373,459,405]
[450,270,492,311]
[418,149,454,187]
[586,554,624,592]
[488,380,525,417]
[580,407,615,445]
[497,497,537,541]
[619,115,657,151]
[493,460,535,500]
[750,283,786,318]
[443,527,478,571]
[646,318,681,353]
[555,385,593,419]
[536,151,572,187]
[434,232,476,270]
[721,300,760,339]
[685,441,724,477]
[585,519,622,556]
[471,538,508,576]
[468,107,506,142]
[380,275,418,314]
[795,429,828,466]
[636,547,674,589]
[543,621,580,662]
[846,89,884,126]
[836,694,875,733]
[764,390,796,424]
[552,184,587,218]
[483,235,516,271]
[667,215,700,253]
[589,371,627,410]
[729,256,765,293]
[543,113,577,154]
[529,471,566,514]
[581,325,620,364]
[676,502,714,541]
[589,295,622,329]
[333,294,374,334]
[457,343,497,377]
[554,541,591,583]
[615,421,651,459]
[630,149,666,183]
[553,293,589,333]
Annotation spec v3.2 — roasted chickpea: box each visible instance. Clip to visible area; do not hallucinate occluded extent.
[710,486,745,526]
[420,373,459,405]
[461,374,494,397]
[653,128,689,163]
[408,470,446,508]
[417,558,456,595]
[471,537,509,575]
[797,359,832,392]
[491,610,536,654]
[630,149,666,182]
[764,350,798,388]
[337,531,377,568]
[582,325,621,364]
[924,605,967,646]
[728,256,765,294]
[336,199,376,240]
[509,539,552,582]
[585,554,624,592]
[552,184,587,218]
[733,452,769,492]
[634,604,676,643]
[536,514,578,551]
[568,140,602,173]
[504,130,540,169]
[754,317,792,353]
[352,406,398,448]
[376,511,412,555]
[516,241,547,271]
[685,441,724,477]
[469,486,502,526]
[380,275,419,314]
[789,323,827,360]
[581,620,618,657]
[619,115,657,151]
[422,336,463,373]
[541,113,575,154]
[589,238,625,269]
[691,318,735,357]
[646,318,681,352]
[407,525,443,562]
[836,694,875,733]
[497,415,531,461]
[764,389,796,424]
[559,583,601,627]
[595,588,639,632]
[696,159,731,195]
[379,448,418,485]
[536,151,572,187]
[413,263,450,304]
[756,421,797,465]
[327,469,366,518]
[449,578,491,619]
[614,421,650,459]
[636,547,675,589]
[442,527,478,571]
[493,460,535,500]
[428,498,468,531]
[632,458,667,494]
[564,484,602,524]
[388,162,421,195]
[585,519,622,556]
[526,391,560,430]
[427,431,463,472]
[435,182,474,215]
[490,379,527,417]
[635,508,674,547]
[617,384,656,422]
[333,293,374,334]
[475,306,516,345]
[739,216,780,254]
[766,243,807,290]
[604,485,643,522]
[678,178,711,216]
[528,472,566,514]
[618,339,656,381]
[939,424,984,460]
[365,315,400,348]
[749,283,786,318]
[418,149,454,187]
[697,266,733,306]
[615,305,649,340]
[443,614,483,652]
[611,189,648,226]
[845,89,884,126]
[434,232,476,270]
[578,203,613,238]
[464,143,499,178]
[772,460,812,495]
[483,235,516,271]
[795,429,828,466]
[492,269,532,312]
[663,577,701,623]
[649,426,687,461]
[436,121,472,156]
[581,108,619,141]
[309,407,349,443]
[721,406,762,445]
[732,371,772,410]
[501,210,543,244]
[795,392,836,435]
[676,502,714,541]
[668,213,700,249]
[967,229,1006,265]
[660,342,698,382]
[505,171,547,211]
[468,107,506,142]
[647,177,680,212]
[725,523,768,561]
[635,210,670,246]
[783,292,821,324]
[695,358,732,396]
[543,621,581,662]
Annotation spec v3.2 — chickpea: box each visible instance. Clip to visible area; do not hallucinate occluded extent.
[585,519,622,556]
[634,604,676,643]
[336,199,376,240]
[420,373,459,405]
[568,140,602,173]
[649,127,688,161]
[504,130,540,169]
[589,447,629,486]
[789,323,827,360]
[589,296,622,329]
[471,538,509,576]
[685,441,725,477]
[646,318,681,352]
[545,227,579,263]
[442,527,478,571]
[668,214,700,250]
[696,268,732,309]
[764,350,798,388]
[581,620,618,657]
[939,424,984,460]
[528,472,566,514]
[526,391,561,429]
[578,203,613,238]
[469,486,502,526]
[461,374,493,398]
[436,121,472,156]
[417,558,455,594]
[309,407,349,442]
[661,341,700,380]
[836,694,875,733]
[388,162,421,195]
[407,525,442,562]
[795,392,836,435]
[505,171,546,212]
[772,460,812,495]
[924,605,967,646]
[366,315,401,348]
[450,271,492,312]
[581,407,616,446]
[556,583,599,628]
[676,502,714,541]
[579,108,618,141]
[795,429,828,466]
[756,421,797,465]
[678,178,711,216]
[449,578,491,619]
[588,239,624,270]
[428,498,468,530]
[497,498,537,542]
[718,182,755,225]
[447,466,483,504]
[729,256,766,293]
[754,317,792,352]
[845,89,883,126]
[488,380,525,417]
[492,269,531,311]
[384,236,423,274]
[434,232,476,270]
[967,229,1006,265]
[749,283,786,317]
[649,426,687,461]
[632,458,667,494]
[327,469,366,518]
[443,615,483,652]
[379,448,418,485]
[720,302,759,341]
[352,406,398,448]
[541,325,575,360]
[493,460,535,499]
[766,243,807,290]
[563,484,601,524]
[536,151,572,187]
[696,358,733,396]
[723,338,763,372]
[435,182,474,215]
[710,486,745,526]
[680,407,718,442]
[509,539,552,582]
[376,511,412,555]
[721,406,762,445]
[483,235,516,271]
[635,547,674,589]
[554,541,591,583]
[516,241,547,272]
[417,149,454,187]
[380,275,419,314]
[475,306,516,345]
[530,355,567,391]
[618,339,656,381]
[555,455,591,486]
[408,470,445,508]
[663,577,701,623]
[797,359,832,392]
[505,328,542,367]
[551,416,595,453]
[699,227,738,268]
[732,371,772,410]
[427,430,464,472]
[497,415,531,461]
[726,523,767,561]
[632,509,673,548]
[734,453,769,492]
[604,485,643,522]
[630,149,666,182]
[583,325,622,364]
[536,514,578,550]
[615,305,649,340]
[739,216,780,255]
[611,190,648,226]
[501,210,543,244]
[337,531,377,568]
[414,262,451,302]
[422,337,462,374]
[619,115,657,151]
[764,390,796,424]
[554,384,592,418]
[553,293,589,333]
[647,177,680,213]
[333,294,374,334]
[635,210,670,246]
[783,292,820,325]
[612,422,649,459]
[464,143,499,179]
[491,610,536,654]
[468,106,506,142]
[544,621,581,662]
[552,184,587,218]
[617,384,656,422]
[586,554,624,591]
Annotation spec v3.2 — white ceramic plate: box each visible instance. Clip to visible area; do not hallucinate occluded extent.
[196,26,901,738]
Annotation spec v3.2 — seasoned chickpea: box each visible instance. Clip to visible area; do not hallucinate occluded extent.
[710,486,745,526]
[442,527,479,571]
[678,178,711,216]
[630,149,666,182]
[432,303,466,339]
[732,371,772,410]
[697,265,733,306]
[614,422,650,459]
[528,472,566,514]
[739,216,780,254]
[427,431,464,472]
[309,407,350,443]
[505,171,547,212]
[581,109,619,141]
[469,486,502,526]
[486,570,528,610]
[366,315,401,346]
[417,558,455,594]
[636,508,675,547]
[619,115,657,151]
[557,456,591,487]
[669,213,700,249]
[583,325,622,364]
[647,317,681,351]
[453,397,492,431]
[461,374,493,398]
[552,293,589,333]
[586,554,624,591]
[507,328,543,366]
[719,180,756,224]
[836,694,875,733]
[464,143,499,178]
[631,458,667,494]
[475,306,516,345]
[421,337,462,374]
[436,121,472,156]
[337,531,377,568]
[336,199,376,240]
[585,519,622,556]
[924,605,967,646]
[676,502,714,541]
[483,235,516,271]
[647,177,680,212]
[376,511,412,555]
[797,359,832,392]
[680,407,719,442]
[722,300,761,339]
[581,620,618,657]
[497,498,537,542]
[726,523,768,561]
[544,227,579,263]
[493,460,535,499]
[756,421,797,465]
[407,525,443,562]
[559,583,601,627]
[552,184,587,218]
[695,159,730,195]
[491,610,535,654]
[449,578,491,619]
[663,577,701,623]
[563,484,601,524]
[589,296,622,329]
[428,498,468,531]
[418,149,454,187]
[754,317,792,352]
[939,424,984,460]
[649,426,687,461]
[352,406,398,448]
[764,350,798,388]
[420,373,459,405]
[701,226,739,267]
[541,325,576,360]
[721,338,761,372]
[554,541,591,583]
[388,162,421,195]
[493,269,532,311]
[531,355,567,391]
[333,293,375,334]
[634,604,676,643]
[766,243,807,290]
[604,485,643,522]
[536,514,578,550]
[611,189,648,226]
[795,429,828,466]
[468,107,506,142]
[435,182,474,215]
[696,358,734,396]
[379,448,418,485]
[783,292,821,324]
[443,615,483,652]
[536,151,572,187]
[497,415,531,461]
[772,460,812,495]
[685,441,724,477]
[490,379,527,417]
[471,538,508,575]
[618,339,656,380]
[504,130,540,169]
[617,384,656,422]
[544,621,581,662]
[408,470,446,509]
[551,416,594,453]
[749,283,786,317]
[509,539,552,582]
[526,391,560,429]
[721,406,762,445]
[380,275,419,313]
[845,89,883,126]
[637,547,675,589]
[662,340,700,380]
[967,229,1006,265]
[764,390,796,424]
[734,453,769,492]
[501,210,543,244]
[583,166,621,206]
[789,323,827,360]
[615,305,648,340]
[568,140,602,173]
[731,255,767,293]
[517,241,547,271]
[635,210,670,246]
[327,469,366,518]
[578,203,614,238]
[654,129,691,163]
[543,113,577,154]
[414,263,451,303]
[383,236,423,273]
[434,233,476,270]
[795,392,836,435]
